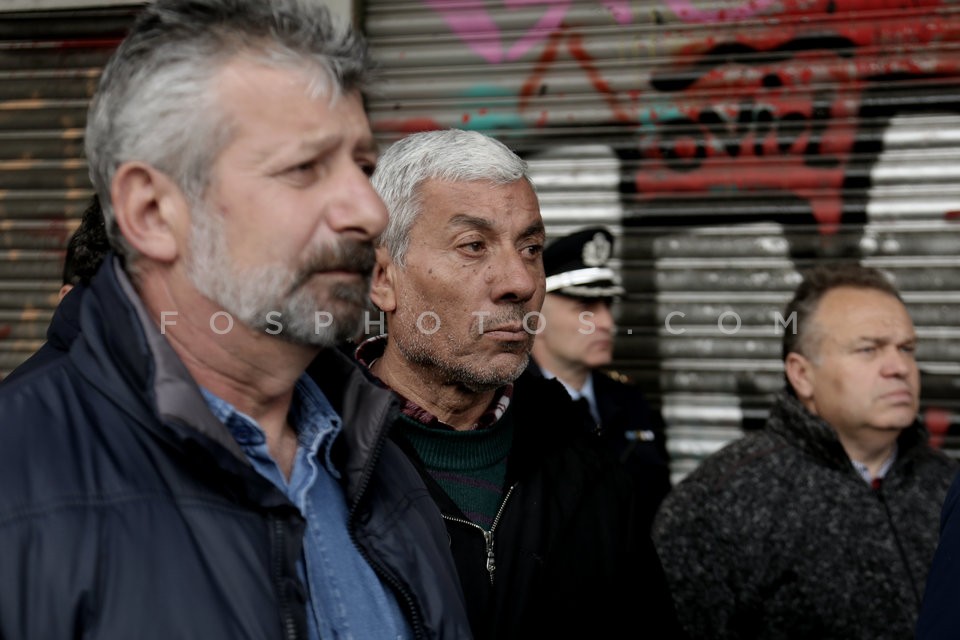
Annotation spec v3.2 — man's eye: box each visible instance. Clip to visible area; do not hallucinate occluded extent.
[358,160,376,177]
[857,346,876,354]
[286,161,319,179]
[522,243,543,258]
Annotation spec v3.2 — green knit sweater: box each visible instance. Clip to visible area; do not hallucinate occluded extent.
[397,413,513,529]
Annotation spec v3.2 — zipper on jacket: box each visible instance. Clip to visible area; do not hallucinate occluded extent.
[348,540,423,639]
[347,404,426,640]
[442,483,517,585]
[271,517,299,640]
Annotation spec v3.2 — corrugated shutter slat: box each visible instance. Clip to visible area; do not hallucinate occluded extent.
[0,6,135,379]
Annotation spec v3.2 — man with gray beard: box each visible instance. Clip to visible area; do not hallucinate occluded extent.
[0,2,471,639]
[355,128,684,640]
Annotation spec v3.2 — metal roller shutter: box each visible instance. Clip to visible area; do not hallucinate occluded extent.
[362,0,960,479]
[0,6,137,377]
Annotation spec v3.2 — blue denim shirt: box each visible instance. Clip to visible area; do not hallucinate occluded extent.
[202,375,410,640]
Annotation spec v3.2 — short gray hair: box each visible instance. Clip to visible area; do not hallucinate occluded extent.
[85,0,375,264]
[371,129,534,265]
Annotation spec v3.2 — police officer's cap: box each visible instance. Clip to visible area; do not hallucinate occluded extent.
[543,227,625,298]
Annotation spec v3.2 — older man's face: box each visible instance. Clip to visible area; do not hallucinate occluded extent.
[792,286,920,439]
[185,58,387,346]
[379,178,546,391]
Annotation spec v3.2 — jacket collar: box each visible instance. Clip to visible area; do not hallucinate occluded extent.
[306,347,400,507]
[45,283,85,352]
[766,388,927,471]
[72,255,248,460]
[74,256,399,507]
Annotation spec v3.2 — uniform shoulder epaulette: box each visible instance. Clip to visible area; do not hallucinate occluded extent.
[600,369,633,384]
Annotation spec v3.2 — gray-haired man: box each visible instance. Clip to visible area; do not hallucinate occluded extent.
[0,2,470,638]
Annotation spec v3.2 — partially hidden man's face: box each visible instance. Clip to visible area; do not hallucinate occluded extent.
[534,294,616,371]
[789,286,920,439]
[374,178,546,391]
[186,58,387,346]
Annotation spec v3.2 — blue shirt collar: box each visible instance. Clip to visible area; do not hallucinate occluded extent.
[200,373,342,479]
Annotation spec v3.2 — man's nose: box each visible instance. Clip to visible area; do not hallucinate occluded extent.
[488,250,542,304]
[881,346,914,377]
[325,163,389,240]
[591,303,615,331]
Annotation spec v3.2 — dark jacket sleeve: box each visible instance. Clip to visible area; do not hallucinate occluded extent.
[916,467,960,639]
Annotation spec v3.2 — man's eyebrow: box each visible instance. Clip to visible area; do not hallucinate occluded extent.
[293,133,378,156]
[447,214,495,231]
[254,135,338,167]
[520,221,546,239]
[294,134,340,156]
[852,334,918,344]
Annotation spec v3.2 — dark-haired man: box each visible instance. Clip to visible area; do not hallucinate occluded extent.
[653,263,955,639]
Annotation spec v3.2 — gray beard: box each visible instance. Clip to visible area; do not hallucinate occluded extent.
[185,203,372,347]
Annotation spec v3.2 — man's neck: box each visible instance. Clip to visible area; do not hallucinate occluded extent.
[138,268,318,474]
[533,353,589,391]
[371,343,496,432]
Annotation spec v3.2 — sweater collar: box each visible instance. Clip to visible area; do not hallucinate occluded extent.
[354,335,513,431]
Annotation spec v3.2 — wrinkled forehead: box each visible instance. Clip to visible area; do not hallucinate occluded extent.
[413,178,542,229]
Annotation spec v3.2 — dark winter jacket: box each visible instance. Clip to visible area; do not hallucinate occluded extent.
[652,389,955,640]
[2,283,86,384]
[390,365,684,640]
[529,361,672,533]
[0,259,472,640]
[915,465,960,638]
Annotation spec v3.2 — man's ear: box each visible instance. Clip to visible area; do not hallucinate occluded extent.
[110,162,188,263]
[785,351,815,400]
[369,247,397,312]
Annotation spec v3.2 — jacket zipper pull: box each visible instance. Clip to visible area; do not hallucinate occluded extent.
[484,530,496,584]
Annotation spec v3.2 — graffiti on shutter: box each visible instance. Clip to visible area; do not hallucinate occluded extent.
[363,0,960,478]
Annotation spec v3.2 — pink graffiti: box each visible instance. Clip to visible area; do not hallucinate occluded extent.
[601,1,633,24]
[423,1,632,64]
[666,0,776,23]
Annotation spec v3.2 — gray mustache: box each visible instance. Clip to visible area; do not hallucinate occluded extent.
[477,307,531,331]
[287,240,376,294]
[303,240,376,275]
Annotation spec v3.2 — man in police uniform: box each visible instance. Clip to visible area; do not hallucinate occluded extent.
[530,227,671,531]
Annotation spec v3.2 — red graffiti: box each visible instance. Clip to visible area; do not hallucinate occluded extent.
[373,117,442,137]
[621,3,960,236]
[925,407,952,449]
[519,28,633,123]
